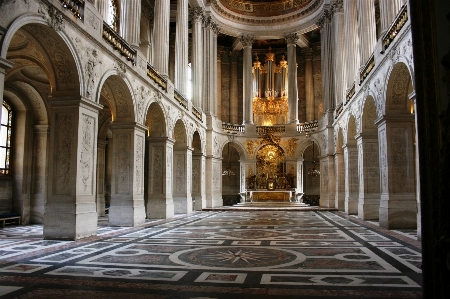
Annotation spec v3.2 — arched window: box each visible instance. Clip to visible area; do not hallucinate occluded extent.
[107,0,118,31]
[0,101,12,174]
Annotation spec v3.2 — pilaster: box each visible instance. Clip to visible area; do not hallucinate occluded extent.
[334,152,345,210]
[147,137,175,218]
[108,123,146,226]
[96,139,108,217]
[192,153,206,210]
[173,146,193,214]
[285,32,299,123]
[343,144,358,214]
[241,35,254,124]
[320,155,335,208]
[44,97,102,240]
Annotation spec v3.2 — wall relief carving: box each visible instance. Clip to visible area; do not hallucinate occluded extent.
[55,113,72,195]
[80,114,94,194]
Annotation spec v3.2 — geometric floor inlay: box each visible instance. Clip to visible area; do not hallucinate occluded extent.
[0,211,423,298]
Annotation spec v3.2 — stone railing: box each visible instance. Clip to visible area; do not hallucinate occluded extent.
[297,120,318,133]
[57,0,84,19]
[222,123,245,134]
[146,63,167,90]
[103,22,136,65]
[359,53,375,85]
[335,102,344,119]
[381,3,408,53]
[345,82,355,104]
[174,89,188,110]
[192,106,203,123]
[256,125,285,135]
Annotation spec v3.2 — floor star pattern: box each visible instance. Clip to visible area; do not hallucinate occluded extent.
[0,211,422,298]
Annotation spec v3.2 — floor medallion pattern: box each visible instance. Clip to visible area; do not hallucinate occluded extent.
[0,211,422,298]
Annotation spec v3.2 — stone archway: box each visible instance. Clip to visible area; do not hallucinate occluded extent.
[377,62,416,229]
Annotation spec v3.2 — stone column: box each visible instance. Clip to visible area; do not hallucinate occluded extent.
[304,48,315,122]
[96,0,109,21]
[320,155,335,208]
[173,146,193,214]
[357,0,377,65]
[229,52,239,124]
[96,139,107,217]
[192,153,206,210]
[377,117,417,229]
[217,51,223,118]
[120,0,141,49]
[356,134,380,220]
[343,144,359,214]
[343,0,360,92]
[202,17,219,115]
[30,125,49,224]
[285,33,299,124]
[153,0,170,77]
[334,152,345,211]
[146,137,175,219]
[44,98,102,240]
[175,0,188,95]
[241,35,254,125]
[331,0,345,105]
[190,8,203,109]
[317,10,334,112]
[109,123,146,226]
[379,0,404,33]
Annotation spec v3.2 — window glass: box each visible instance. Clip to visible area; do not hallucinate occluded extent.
[0,101,12,174]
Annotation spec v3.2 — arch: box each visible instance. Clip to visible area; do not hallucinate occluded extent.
[145,101,167,137]
[384,62,414,116]
[345,114,357,146]
[2,16,81,96]
[361,96,378,134]
[297,136,321,158]
[173,119,188,148]
[97,71,135,123]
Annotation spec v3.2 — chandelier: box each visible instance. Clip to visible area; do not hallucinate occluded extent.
[222,142,235,177]
[307,142,320,177]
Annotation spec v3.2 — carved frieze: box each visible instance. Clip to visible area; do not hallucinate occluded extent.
[80,114,94,194]
[135,135,144,194]
[116,134,130,194]
[55,113,72,195]
[152,146,163,194]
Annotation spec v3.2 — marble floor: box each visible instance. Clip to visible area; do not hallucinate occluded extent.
[0,211,422,298]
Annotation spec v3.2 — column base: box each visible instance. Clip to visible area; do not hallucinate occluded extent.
[174,195,193,214]
[43,202,97,240]
[345,195,358,214]
[358,202,380,220]
[193,194,205,211]
[109,201,146,227]
[379,194,417,229]
[147,196,174,219]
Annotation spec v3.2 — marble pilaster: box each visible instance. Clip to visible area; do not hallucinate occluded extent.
[205,156,223,207]
[44,98,102,240]
[285,33,299,123]
[153,0,170,76]
[377,117,417,229]
[334,152,345,211]
[320,155,335,208]
[317,10,335,112]
[192,153,206,210]
[343,144,359,214]
[108,123,146,226]
[356,134,380,220]
[96,139,107,217]
[173,146,193,214]
[147,137,175,219]
[30,125,49,224]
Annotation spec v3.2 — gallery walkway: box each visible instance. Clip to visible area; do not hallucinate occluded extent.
[0,211,422,298]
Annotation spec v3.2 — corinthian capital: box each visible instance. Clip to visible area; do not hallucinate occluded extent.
[189,7,204,22]
[316,9,332,28]
[240,35,255,47]
[284,32,299,45]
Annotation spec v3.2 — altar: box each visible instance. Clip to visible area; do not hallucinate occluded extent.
[247,190,294,202]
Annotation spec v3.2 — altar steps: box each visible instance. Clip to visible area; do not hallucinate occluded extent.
[203,202,338,211]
